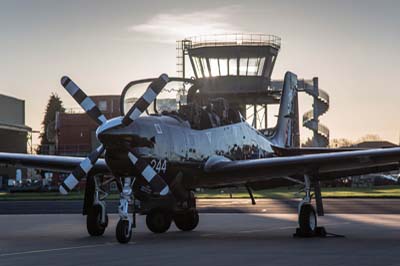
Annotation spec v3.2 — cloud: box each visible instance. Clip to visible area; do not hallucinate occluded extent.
[129,6,243,43]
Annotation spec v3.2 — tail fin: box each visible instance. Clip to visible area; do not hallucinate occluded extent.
[270,71,300,147]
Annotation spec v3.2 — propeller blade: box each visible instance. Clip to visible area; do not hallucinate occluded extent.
[59,145,105,195]
[122,74,169,126]
[61,76,107,125]
[127,151,169,196]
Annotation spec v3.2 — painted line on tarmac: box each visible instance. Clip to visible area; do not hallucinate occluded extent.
[0,242,132,257]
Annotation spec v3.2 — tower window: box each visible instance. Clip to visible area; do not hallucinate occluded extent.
[229,58,237,76]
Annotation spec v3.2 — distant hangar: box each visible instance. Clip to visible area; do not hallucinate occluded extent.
[0,94,31,187]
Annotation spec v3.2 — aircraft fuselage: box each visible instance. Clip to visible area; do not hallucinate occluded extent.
[101,114,275,188]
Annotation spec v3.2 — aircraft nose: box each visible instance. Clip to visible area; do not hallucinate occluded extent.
[96,116,123,140]
[97,118,155,149]
[96,117,147,148]
[96,117,132,146]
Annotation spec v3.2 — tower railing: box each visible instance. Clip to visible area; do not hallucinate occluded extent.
[184,34,281,49]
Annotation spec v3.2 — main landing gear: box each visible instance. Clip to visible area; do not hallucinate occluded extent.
[146,208,172,233]
[144,208,199,233]
[87,204,108,236]
[295,175,327,237]
[144,192,199,234]
[173,210,199,231]
[85,175,109,237]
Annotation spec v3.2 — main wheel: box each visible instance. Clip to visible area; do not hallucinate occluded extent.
[174,210,199,231]
[298,203,317,236]
[146,208,172,234]
[116,219,132,244]
[86,205,108,236]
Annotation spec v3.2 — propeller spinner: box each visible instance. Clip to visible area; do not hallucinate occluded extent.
[59,74,170,196]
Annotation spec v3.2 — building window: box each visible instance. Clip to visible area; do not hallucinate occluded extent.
[263,56,274,77]
[209,58,219,77]
[236,57,266,76]
[239,58,248,76]
[193,57,203,78]
[257,57,265,76]
[99,100,107,112]
[200,57,210,77]
[219,58,228,76]
[247,58,259,76]
[228,58,237,76]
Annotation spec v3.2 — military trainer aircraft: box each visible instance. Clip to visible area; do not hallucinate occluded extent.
[1,71,400,243]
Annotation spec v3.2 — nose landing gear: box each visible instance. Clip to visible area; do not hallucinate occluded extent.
[116,219,132,244]
[116,177,134,244]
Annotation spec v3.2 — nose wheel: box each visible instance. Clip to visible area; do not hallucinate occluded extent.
[116,177,134,244]
[116,219,132,243]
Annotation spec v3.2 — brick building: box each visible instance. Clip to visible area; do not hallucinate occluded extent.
[56,95,120,156]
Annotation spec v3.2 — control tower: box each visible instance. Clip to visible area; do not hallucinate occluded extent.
[121,34,329,147]
[176,34,330,147]
[177,34,281,116]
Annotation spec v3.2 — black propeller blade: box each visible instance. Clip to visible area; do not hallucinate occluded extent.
[59,74,170,196]
[122,74,170,195]
[128,151,169,195]
[59,145,105,194]
[61,76,107,125]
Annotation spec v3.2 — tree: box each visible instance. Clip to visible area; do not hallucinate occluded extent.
[329,138,354,148]
[37,93,65,154]
[357,134,382,143]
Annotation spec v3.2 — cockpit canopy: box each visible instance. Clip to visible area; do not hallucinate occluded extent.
[120,78,242,130]
[121,78,193,116]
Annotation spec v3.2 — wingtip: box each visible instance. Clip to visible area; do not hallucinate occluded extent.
[61,76,71,87]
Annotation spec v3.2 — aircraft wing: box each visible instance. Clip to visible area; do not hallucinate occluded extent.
[0,152,109,174]
[204,147,400,185]
[271,145,364,156]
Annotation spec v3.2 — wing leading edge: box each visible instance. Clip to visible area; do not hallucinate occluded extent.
[204,147,400,186]
[0,152,109,174]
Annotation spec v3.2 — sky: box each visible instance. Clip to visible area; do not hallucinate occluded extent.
[0,0,399,146]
